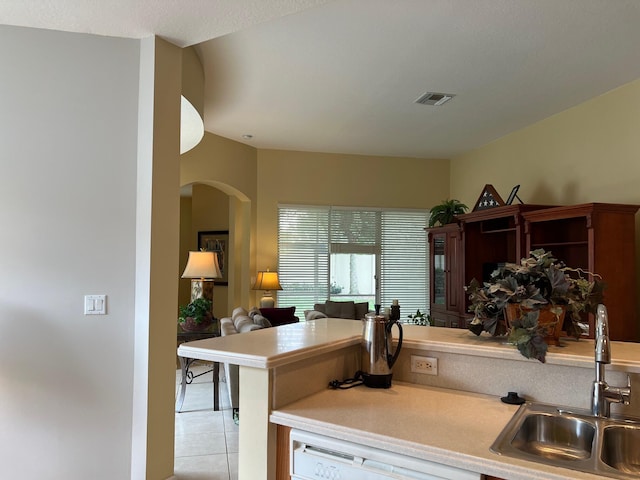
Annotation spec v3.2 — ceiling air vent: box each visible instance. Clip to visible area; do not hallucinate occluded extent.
[414,92,455,106]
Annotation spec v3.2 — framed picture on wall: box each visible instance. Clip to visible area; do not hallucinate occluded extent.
[198,230,229,286]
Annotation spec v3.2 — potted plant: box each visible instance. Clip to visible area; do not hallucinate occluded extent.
[178,297,213,332]
[465,249,605,363]
[406,309,432,326]
[428,199,469,227]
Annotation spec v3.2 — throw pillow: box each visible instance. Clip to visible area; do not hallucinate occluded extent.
[232,307,248,320]
[313,303,326,314]
[355,302,370,320]
[325,300,355,319]
[253,314,272,329]
[305,310,328,321]
[234,315,255,331]
[259,306,298,326]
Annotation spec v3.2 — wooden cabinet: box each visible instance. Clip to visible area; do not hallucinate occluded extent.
[523,203,639,341]
[427,224,463,328]
[426,203,639,340]
[459,205,549,316]
[276,425,291,480]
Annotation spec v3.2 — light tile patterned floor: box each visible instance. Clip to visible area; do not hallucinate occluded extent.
[175,363,238,480]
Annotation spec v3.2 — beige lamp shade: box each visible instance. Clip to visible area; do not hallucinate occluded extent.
[252,270,283,291]
[182,251,221,280]
[252,269,283,308]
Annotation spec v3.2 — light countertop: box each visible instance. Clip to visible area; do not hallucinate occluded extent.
[178,318,640,372]
[270,382,605,480]
[179,319,640,479]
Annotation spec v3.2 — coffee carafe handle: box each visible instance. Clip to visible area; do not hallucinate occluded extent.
[386,320,403,368]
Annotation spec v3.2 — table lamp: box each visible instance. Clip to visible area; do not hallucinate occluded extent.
[252,269,283,308]
[182,251,222,307]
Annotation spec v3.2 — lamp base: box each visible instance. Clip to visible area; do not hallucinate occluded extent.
[259,292,275,308]
[190,279,215,314]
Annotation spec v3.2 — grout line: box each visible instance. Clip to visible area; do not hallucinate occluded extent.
[174,366,237,478]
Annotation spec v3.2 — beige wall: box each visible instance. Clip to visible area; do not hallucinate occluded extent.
[181,185,231,317]
[450,78,640,207]
[182,78,640,317]
[181,146,449,312]
[1,26,181,479]
[450,77,640,312]
[255,149,450,278]
[181,132,258,310]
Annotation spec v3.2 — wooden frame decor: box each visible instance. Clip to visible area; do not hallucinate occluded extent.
[472,184,505,211]
[506,184,522,205]
[198,230,229,285]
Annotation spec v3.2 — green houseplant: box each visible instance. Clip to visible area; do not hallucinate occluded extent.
[428,199,469,227]
[465,249,605,363]
[406,309,432,326]
[178,297,213,332]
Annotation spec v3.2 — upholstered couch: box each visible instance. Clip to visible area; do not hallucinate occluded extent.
[304,300,371,321]
[219,306,299,423]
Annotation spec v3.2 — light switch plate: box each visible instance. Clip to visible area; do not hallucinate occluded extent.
[84,295,107,315]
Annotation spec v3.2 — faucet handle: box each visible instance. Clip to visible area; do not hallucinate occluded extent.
[595,304,611,364]
[623,375,632,405]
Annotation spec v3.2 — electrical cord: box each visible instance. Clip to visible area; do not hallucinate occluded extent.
[328,371,364,389]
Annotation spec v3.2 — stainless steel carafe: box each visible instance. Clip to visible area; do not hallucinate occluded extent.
[361,312,403,388]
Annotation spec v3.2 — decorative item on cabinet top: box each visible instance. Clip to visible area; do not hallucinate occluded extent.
[427,198,469,227]
[472,184,505,211]
[465,249,604,363]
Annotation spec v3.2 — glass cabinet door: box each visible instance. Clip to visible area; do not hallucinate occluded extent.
[433,234,446,305]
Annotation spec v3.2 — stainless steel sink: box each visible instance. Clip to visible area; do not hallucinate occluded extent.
[491,402,640,479]
[510,412,595,461]
[601,425,640,474]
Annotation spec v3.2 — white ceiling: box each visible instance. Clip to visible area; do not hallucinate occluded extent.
[3,0,640,158]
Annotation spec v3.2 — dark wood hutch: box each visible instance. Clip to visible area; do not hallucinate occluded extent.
[427,202,639,341]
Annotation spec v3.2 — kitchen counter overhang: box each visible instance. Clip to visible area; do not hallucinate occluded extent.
[178,318,640,371]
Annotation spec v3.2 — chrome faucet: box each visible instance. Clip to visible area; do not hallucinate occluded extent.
[591,304,631,417]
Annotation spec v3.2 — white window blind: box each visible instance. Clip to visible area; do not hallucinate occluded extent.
[278,205,330,308]
[278,205,429,317]
[379,210,430,316]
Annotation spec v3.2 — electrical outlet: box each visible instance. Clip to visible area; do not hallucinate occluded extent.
[411,355,438,375]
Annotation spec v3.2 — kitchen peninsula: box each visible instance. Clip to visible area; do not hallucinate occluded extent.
[177,319,640,480]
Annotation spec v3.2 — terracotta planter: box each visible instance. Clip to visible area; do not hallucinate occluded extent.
[179,315,213,332]
[505,304,565,346]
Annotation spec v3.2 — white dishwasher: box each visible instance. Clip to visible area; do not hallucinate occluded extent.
[290,429,481,480]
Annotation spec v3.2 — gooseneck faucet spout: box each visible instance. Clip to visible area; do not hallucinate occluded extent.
[591,304,631,417]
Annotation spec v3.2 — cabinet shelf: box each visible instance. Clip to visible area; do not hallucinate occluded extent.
[428,203,639,341]
[530,241,589,248]
[480,227,516,234]
[524,203,639,341]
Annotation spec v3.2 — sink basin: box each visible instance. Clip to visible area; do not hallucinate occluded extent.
[601,425,640,474]
[491,402,640,479]
[511,413,595,461]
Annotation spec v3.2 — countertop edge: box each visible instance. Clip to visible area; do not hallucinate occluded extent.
[178,319,640,372]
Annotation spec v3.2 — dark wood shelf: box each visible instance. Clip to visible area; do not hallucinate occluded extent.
[531,241,589,248]
[523,203,639,341]
[480,227,516,234]
[427,202,639,341]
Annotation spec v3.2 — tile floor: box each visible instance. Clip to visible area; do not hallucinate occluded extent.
[174,362,238,480]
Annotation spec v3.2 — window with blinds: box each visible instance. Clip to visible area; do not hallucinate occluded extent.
[278,205,429,318]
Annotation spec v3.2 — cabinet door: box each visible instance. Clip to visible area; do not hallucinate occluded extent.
[445,228,461,312]
[428,225,462,327]
[432,232,447,307]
